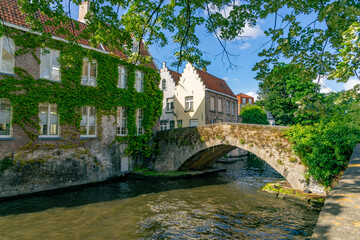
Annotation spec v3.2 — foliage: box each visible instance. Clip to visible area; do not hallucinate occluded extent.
[256,63,320,125]
[15,0,360,83]
[285,122,360,188]
[239,104,269,125]
[0,157,14,173]
[0,29,162,157]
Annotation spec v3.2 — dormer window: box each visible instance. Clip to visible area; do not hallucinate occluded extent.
[0,37,15,74]
[82,58,97,86]
[40,49,61,81]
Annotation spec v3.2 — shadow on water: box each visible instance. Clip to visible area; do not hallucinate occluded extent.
[0,153,282,217]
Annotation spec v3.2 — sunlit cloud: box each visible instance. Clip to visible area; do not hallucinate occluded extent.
[313,76,332,93]
[344,78,360,91]
[246,91,258,101]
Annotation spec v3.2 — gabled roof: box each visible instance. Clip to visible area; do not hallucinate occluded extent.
[195,68,236,98]
[0,0,157,69]
[168,69,181,84]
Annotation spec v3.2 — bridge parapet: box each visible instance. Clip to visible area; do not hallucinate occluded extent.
[155,123,325,195]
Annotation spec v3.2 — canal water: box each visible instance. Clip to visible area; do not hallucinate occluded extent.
[0,154,319,239]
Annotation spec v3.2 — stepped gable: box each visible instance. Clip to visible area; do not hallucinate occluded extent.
[168,69,181,84]
[1,0,157,69]
[195,68,236,98]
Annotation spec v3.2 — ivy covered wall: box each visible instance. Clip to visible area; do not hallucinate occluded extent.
[0,28,163,158]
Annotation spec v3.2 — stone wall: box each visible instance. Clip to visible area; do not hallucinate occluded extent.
[0,116,131,199]
[154,123,325,195]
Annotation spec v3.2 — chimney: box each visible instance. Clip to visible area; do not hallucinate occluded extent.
[78,1,90,23]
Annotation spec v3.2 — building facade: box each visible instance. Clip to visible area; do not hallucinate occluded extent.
[0,0,161,198]
[159,62,238,129]
[236,93,255,114]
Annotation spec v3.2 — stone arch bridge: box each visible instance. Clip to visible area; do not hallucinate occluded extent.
[154,123,325,195]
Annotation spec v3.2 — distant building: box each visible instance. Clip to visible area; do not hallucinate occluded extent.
[236,93,254,113]
[159,62,238,129]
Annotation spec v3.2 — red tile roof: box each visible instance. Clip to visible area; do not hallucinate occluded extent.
[168,69,181,84]
[195,68,236,98]
[1,0,157,69]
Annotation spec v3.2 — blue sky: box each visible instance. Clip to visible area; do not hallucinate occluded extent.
[67,2,359,100]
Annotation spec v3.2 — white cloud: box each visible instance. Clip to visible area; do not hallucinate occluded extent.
[313,76,332,93]
[239,42,251,50]
[344,78,360,91]
[246,91,258,101]
[222,76,229,81]
[239,24,264,39]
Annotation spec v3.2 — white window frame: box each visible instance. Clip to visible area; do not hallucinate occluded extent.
[117,106,128,136]
[0,37,15,74]
[136,108,144,135]
[185,96,193,111]
[249,98,253,104]
[80,106,97,137]
[242,98,246,104]
[118,65,127,89]
[231,102,235,116]
[40,48,61,82]
[218,98,222,112]
[166,97,174,112]
[135,70,144,92]
[0,98,12,138]
[82,58,97,86]
[39,103,60,138]
[160,120,167,131]
[210,96,215,111]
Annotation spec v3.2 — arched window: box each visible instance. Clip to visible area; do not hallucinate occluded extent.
[162,79,166,90]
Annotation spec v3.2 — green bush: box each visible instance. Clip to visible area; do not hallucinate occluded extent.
[0,157,14,173]
[285,121,360,187]
[240,105,269,125]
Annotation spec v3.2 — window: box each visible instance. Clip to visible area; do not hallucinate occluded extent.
[249,98,253,104]
[82,59,97,86]
[218,98,222,112]
[231,102,235,116]
[185,96,193,111]
[189,119,198,127]
[39,103,59,137]
[177,120,182,128]
[80,106,96,137]
[226,101,230,114]
[117,107,127,136]
[160,120,167,131]
[136,108,144,135]
[170,120,175,129]
[0,37,14,74]
[162,79,166,90]
[211,119,216,124]
[166,98,174,112]
[210,97,215,111]
[118,66,127,89]
[40,49,60,81]
[135,70,144,92]
[242,98,246,104]
[0,98,11,137]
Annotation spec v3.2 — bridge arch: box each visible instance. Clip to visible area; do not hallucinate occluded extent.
[154,123,325,195]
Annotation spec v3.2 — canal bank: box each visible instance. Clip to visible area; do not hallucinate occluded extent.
[0,155,319,239]
[312,143,360,239]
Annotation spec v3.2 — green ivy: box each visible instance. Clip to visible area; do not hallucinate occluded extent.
[0,29,163,157]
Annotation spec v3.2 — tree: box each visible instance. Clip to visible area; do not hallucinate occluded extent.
[256,63,320,125]
[239,105,269,125]
[9,0,359,82]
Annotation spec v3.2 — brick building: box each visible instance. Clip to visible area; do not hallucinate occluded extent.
[236,93,255,113]
[0,0,161,198]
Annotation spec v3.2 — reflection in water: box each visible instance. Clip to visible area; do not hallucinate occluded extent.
[0,154,319,239]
